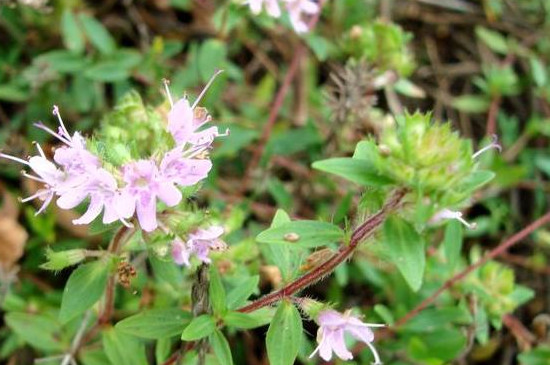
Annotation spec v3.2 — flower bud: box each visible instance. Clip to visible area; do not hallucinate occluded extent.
[41,248,86,271]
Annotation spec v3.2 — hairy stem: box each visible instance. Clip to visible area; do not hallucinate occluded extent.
[237,189,407,313]
[192,264,211,365]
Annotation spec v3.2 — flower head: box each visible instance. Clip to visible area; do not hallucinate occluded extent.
[309,309,384,363]
[172,225,226,266]
[284,0,319,33]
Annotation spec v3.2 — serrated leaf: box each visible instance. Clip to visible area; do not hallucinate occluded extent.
[115,308,192,339]
[384,216,425,292]
[181,314,216,341]
[102,328,148,365]
[443,220,463,269]
[257,220,344,249]
[210,329,233,365]
[223,309,273,329]
[209,265,227,315]
[312,158,392,187]
[266,302,302,365]
[59,261,108,323]
[79,14,117,55]
[61,10,85,53]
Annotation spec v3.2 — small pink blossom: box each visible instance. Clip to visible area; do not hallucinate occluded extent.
[172,225,226,266]
[246,0,282,17]
[122,160,183,232]
[310,310,384,363]
[284,0,319,33]
[160,148,212,186]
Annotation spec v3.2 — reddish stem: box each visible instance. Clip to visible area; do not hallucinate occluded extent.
[237,189,406,313]
[395,211,550,328]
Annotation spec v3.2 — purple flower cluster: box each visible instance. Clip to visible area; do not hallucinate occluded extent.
[171,225,226,267]
[1,93,224,233]
[245,0,320,33]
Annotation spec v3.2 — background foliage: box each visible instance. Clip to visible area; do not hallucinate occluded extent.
[1,0,550,364]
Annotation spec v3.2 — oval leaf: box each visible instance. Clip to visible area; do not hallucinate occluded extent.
[257,220,344,249]
[312,157,392,187]
[59,261,108,323]
[210,329,233,365]
[116,308,192,339]
[266,302,302,365]
[384,216,425,292]
[181,314,216,341]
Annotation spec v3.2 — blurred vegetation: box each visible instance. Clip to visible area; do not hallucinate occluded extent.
[1,0,550,364]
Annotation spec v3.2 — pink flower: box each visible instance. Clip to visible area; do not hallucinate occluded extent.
[160,148,212,187]
[166,70,227,148]
[310,310,384,363]
[246,0,282,17]
[172,225,226,266]
[122,160,183,232]
[56,168,133,226]
[284,0,319,33]
[168,98,224,147]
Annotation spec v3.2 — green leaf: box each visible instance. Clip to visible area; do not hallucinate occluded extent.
[0,84,28,102]
[461,170,495,192]
[266,302,302,365]
[304,34,332,61]
[401,306,473,333]
[61,10,85,53]
[84,61,130,82]
[223,309,273,329]
[518,345,550,365]
[394,78,426,98]
[5,313,66,352]
[312,158,392,187]
[210,329,233,365]
[36,50,89,73]
[452,95,490,113]
[384,216,425,292]
[79,14,117,55]
[181,314,216,341]
[209,266,227,315]
[197,39,227,82]
[443,220,463,269]
[529,57,547,87]
[257,220,344,249]
[226,275,259,310]
[475,26,509,54]
[59,261,109,323]
[102,328,148,365]
[259,209,297,282]
[116,308,192,339]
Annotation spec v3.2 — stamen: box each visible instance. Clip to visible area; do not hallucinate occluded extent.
[472,134,502,159]
[191,69,224,109]
[365,341,383,365]
[21,189,50,203]
[33,141,46,158]
[22,171,45,183]
[35,193,54,215]
[52,105,71,140]
[162,78,174,107]
[0,152,30,166]
[34,122,71,145]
